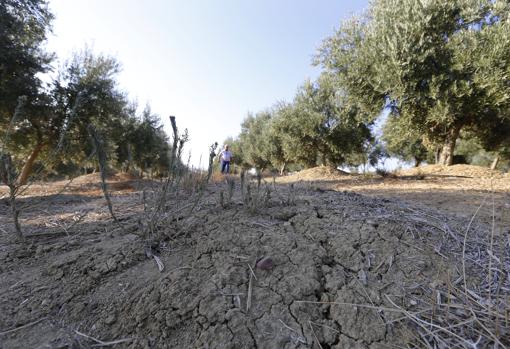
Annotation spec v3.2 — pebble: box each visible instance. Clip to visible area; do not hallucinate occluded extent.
[256,257,274,270]
[36,245,44,256]
[54,269,64,280]
[105,314,116,325]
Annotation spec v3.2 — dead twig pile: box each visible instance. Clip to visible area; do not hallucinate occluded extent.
[395,198,509,348]
[333,190,509,347]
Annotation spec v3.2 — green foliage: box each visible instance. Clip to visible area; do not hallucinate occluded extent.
[271,102,318,168]
[6,47,131,180]
[0,0,55,182]
[238,111,273,171]
[53,48,126,160]
[2,38,174,179]
[367,142,388,168]
[1,0,178,180]
[0,0,53,127]
[125,106,172,176]
[264,105,289,173]
[455,136,510,171]
[382,115,429,166]
[317,0,510,165]
[223,110,289,173]
[231,73,373,172]
[273,74,372,168]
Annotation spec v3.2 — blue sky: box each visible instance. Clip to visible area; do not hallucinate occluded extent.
[46,0,369,166]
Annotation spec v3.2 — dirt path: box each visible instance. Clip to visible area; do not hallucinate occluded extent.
[279,165,510,226]
[1,168,509,348]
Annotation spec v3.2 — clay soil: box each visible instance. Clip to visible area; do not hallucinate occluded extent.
[1,165,509,348]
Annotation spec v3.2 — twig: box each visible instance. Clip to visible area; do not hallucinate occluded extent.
[74,330,134,347]
[9,280,23,289]
[247,263,258,281]
[385,295,473,347]
[153,255,165,272]
[308,321,323,349]
[88,125,117,222]
[246,272,253,312]
[470,309,506,348]
[166,266,192,273]
[0,317,47,335]
[278,319,300,334]
[295,300,405,313]
[488,182,495,308]
[92,338,135,347]
[462,195,488,297]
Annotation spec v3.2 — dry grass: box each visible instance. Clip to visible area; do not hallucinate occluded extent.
[279,165,510,347]
[277,164,510,225]
[401,192,510,348]
[297,195,509,347]
[2,161,508,347]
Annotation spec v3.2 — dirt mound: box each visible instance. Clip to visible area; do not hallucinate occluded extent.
[399,164,506,178]
[0,180,508,348]
[50,172,140,196]
[281,166,349,182]
[71,172,138,185]
[0,172,142,200]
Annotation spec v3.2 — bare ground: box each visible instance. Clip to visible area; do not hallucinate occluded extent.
[279,165,510,226]
[0,166,509,348]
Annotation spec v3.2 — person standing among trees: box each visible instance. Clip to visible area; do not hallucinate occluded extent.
[218,144,233,174]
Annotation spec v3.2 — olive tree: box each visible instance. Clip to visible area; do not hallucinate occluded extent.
[317,0,510,165]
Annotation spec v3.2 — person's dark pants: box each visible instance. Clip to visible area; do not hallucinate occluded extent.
[221,160,230,174]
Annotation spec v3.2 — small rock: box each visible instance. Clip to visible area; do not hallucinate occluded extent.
[106,257,117,271]
[366,219,379,228]
[15,250,31,259]
[67,240,80,247]
[233,295,241,309]
[36,245,44,256]
[54,269,64,280]
[104,314,116,325]
[225,308,241,320]
[358,269,367,286]
[196,315,207,325]
[256,257,274,270]
[96,262,110,275]
[89,270,101,280]
[74,302,86,314]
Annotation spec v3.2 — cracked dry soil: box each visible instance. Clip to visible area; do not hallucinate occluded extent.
[0,180,486,348]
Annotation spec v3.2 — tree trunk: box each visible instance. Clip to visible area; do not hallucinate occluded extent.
[279,163,286,176]
[139,162,145,178]
[414,157,421,167]
[126,144,132,172]
[438,125,462,166]
[18,142,44,185]
[490,154,500,171]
